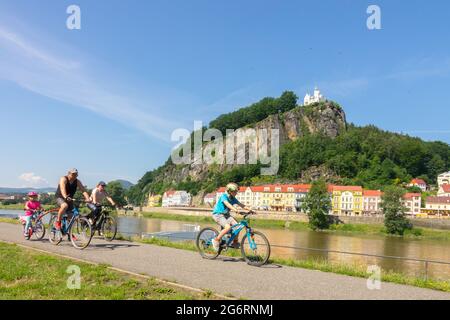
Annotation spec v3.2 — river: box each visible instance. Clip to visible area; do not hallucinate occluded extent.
[2,209,449,280]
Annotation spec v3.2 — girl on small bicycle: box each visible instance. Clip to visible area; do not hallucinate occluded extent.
[211,183,253,251]
[20,192,43,237]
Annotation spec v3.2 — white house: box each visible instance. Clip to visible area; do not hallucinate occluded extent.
[303,87,325,106]
[363,190,383,215]
[162,190,192,207]
[402,193,422,215]
[407,178,427,192]
[438,171,450,188]
[425,196,450,215]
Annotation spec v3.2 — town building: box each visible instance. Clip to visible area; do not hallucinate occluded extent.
[303,87,325,106]
[402,193,422,215]
[422,196,450,216]
[331,186,363,216]
[146,194,161,207]
[162,190,192,207]
[407,178,427,192]
[437,184,450,197]
[438,171,450,188]
[362,190,383,215]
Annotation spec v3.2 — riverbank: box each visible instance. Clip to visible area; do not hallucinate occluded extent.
[0,241,214,300]
[116,234,450,293]
[0,204,54,211]
[140,212,450,242]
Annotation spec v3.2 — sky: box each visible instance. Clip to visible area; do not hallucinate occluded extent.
[0,0,449,188]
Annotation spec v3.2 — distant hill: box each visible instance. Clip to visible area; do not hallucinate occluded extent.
[110,180,134,190]
[127,91,450,206]
[0,187,56,194]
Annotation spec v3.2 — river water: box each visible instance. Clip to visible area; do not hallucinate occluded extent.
[2,209,449,280]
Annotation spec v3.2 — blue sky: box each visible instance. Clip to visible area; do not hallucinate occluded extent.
[0,0,449,188]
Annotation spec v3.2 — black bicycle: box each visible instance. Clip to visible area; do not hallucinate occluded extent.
[89,204,118,242]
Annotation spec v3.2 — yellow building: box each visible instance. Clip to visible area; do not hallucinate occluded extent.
[147,194,162,207]
[331,186,363,216]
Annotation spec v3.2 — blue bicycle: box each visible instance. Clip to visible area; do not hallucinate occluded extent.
[48,201,93,249]
[196,211,271,266]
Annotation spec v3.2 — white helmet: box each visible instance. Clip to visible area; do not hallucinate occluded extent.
[226,183,239,193]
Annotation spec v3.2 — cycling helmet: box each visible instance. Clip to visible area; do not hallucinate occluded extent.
[226,183,239,193]
[27,191,38,197]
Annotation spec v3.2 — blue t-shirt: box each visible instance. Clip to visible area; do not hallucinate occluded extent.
[213,193,240,215]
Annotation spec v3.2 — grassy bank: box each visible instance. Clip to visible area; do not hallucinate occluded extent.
[119,235,450,293]
[141,212,450,241]
[0,241,213,300]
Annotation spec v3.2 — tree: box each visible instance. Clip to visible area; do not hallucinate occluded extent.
[106,181,128,207]
[381,186,412,235]
[301,180,331,230]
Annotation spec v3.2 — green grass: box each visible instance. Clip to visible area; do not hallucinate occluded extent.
[140,211,450,241]
[0,241,214,300]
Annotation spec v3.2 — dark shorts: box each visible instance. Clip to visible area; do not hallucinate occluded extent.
[56,198,74,211]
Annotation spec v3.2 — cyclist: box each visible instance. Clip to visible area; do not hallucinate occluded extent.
[54,168,91,230]
[87,181,117,225]
[21,192,43,236]
[211,182,254,251]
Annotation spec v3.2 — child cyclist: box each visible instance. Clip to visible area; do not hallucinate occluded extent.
[21,192,43,237]
[211,183,254,251]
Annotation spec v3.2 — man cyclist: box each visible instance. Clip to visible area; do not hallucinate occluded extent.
[87,181,117,226]
[211,182,254,251]
[54,168,90,230]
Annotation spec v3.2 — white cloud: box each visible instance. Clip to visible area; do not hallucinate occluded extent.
[19,173,49,188]
[0,25,181,142]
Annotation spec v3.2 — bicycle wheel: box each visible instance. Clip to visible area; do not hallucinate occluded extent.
[48,214,62,245]
[33,220,46,240]
[69,216,93,249]
[240,230,271,266]
[101,216,117,241]
[196,227,220,260]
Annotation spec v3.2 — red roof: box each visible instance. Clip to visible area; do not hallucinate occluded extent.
[363,190,382,197]
[410,178,427,185]
[442,184,450,193]
[403,193,421,199]
[426,196,450,204]
[332,185,363,192]
[163,190,176,197]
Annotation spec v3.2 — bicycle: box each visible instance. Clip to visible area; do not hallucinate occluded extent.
[48,200,93,249]
[196,211,271,266]
[19,210,47,241]
[89,204,118,241]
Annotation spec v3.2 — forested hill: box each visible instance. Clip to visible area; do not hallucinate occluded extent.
[127,91,450,205]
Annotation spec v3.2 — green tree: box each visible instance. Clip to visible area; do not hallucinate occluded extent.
[381,186,412,235]
[106,181,128,207]
[301,180,331,230]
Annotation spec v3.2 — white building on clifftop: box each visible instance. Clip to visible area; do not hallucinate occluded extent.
[303,87,325,106]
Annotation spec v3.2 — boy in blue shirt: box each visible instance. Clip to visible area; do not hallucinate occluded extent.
[212,183,253,251]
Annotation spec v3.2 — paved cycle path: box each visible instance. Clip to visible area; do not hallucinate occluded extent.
[0,222,449,300]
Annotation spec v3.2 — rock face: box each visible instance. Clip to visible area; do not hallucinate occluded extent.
[155,101,346,184]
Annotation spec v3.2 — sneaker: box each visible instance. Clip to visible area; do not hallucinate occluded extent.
[230,242,240,249]
[212,239,220,252]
